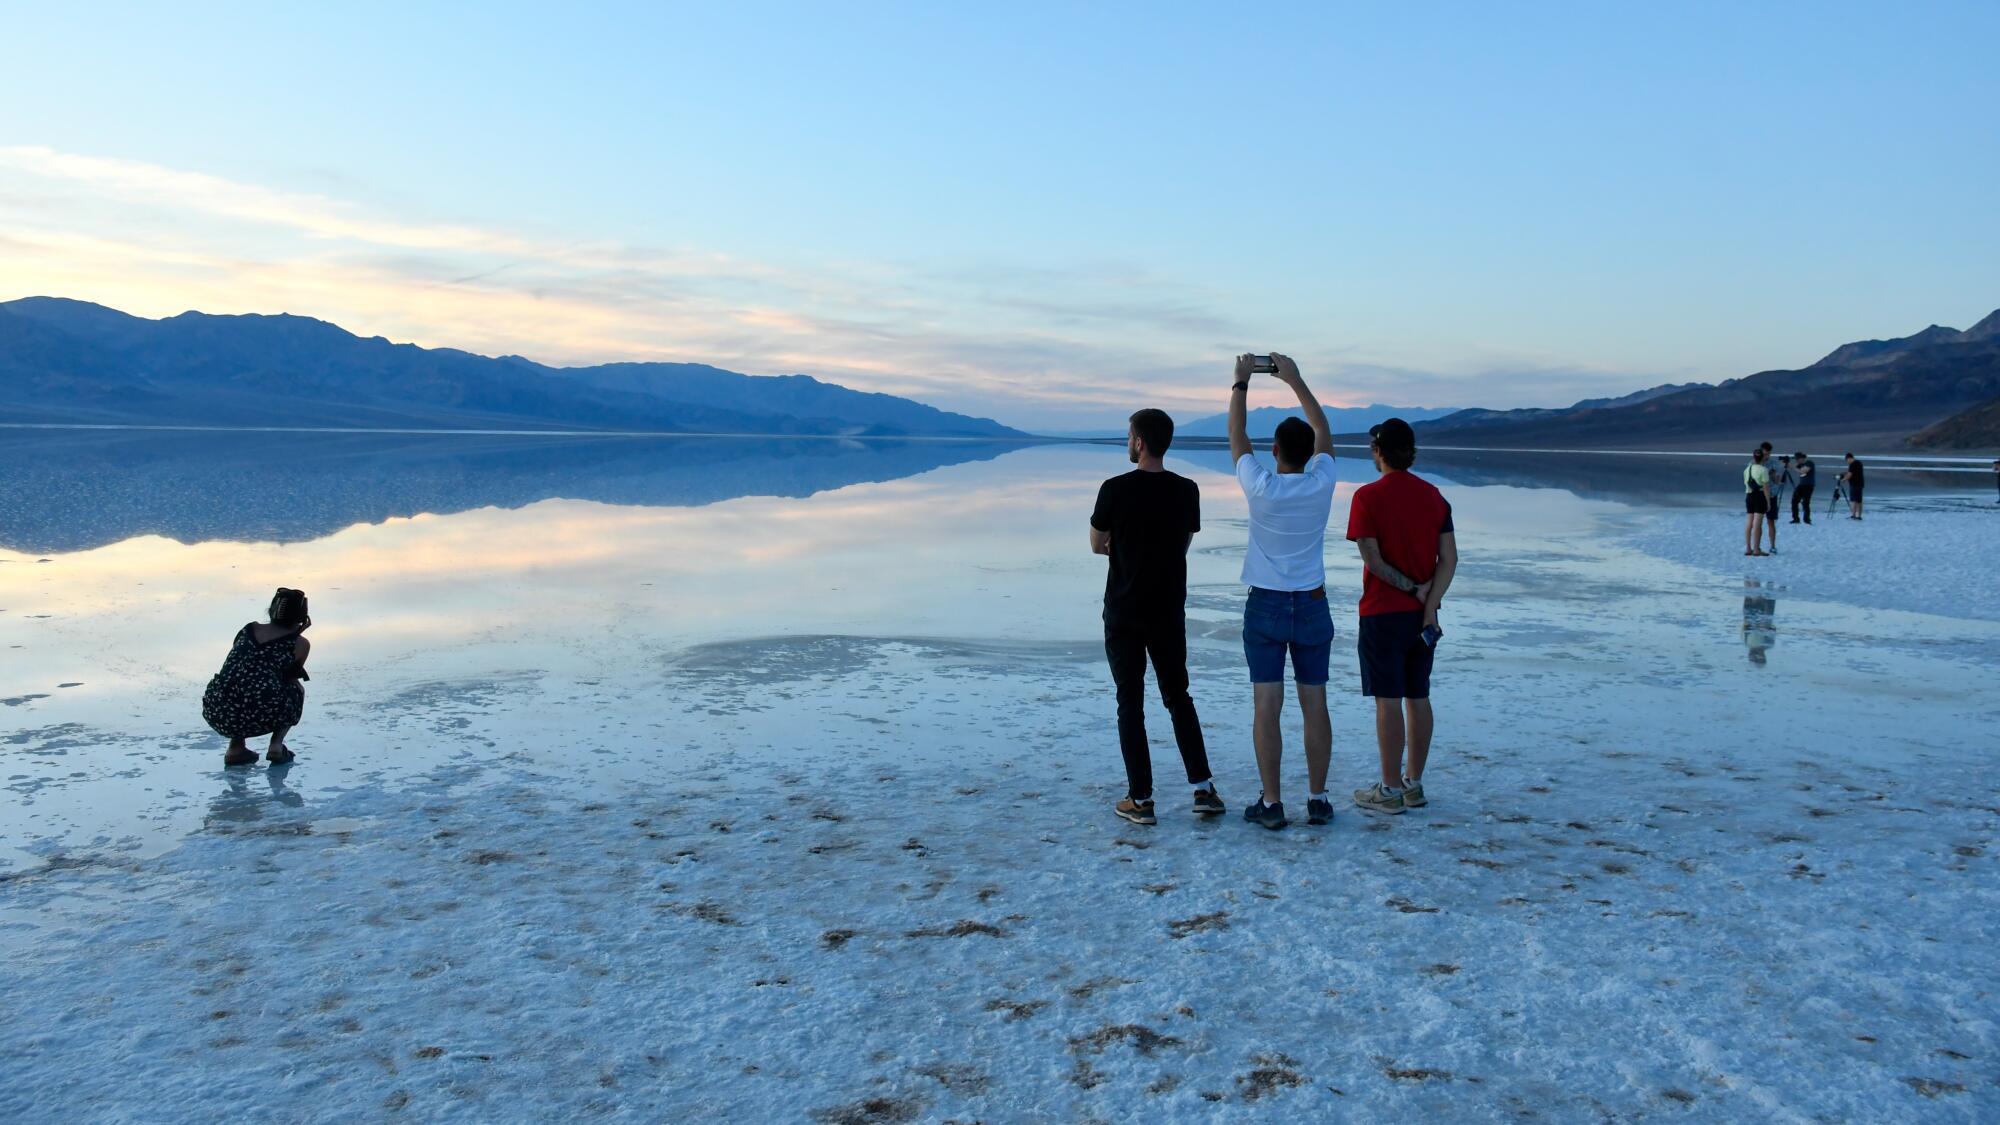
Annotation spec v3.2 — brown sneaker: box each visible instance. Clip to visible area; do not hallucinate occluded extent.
[1352,783,1406,816]
[1115,797,1157,825]
[1192,788,1225,816]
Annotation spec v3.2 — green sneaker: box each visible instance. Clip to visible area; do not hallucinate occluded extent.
[1401,778,1427,808]
[1352,783,1406,816]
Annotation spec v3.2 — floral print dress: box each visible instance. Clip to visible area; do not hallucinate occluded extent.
[202,624,305,738]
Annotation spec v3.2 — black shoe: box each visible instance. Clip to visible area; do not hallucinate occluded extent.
[1242,800,1287,830]
[1192,788,1225,816]
[266,744,296,765]
[223,748,258,767]
[1306,798,1334,825]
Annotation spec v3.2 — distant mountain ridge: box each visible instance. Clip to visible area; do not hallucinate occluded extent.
[1419,309,2000,447]
[0,297,1022,437]
[1179,403,1464,438]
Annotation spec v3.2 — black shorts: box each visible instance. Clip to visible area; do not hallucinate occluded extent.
[1849,483,1864,503]
[1745,491,1768,514]
[1358,611,1435,699]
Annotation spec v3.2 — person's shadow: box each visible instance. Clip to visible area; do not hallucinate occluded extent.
[1741,579,1778,666]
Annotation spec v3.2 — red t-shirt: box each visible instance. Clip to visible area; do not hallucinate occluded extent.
[1345,470,1454,617]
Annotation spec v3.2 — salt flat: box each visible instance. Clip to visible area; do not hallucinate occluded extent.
[3,438,1996,1121]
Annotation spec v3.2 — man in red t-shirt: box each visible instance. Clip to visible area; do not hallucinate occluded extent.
[1343,418,1457,816]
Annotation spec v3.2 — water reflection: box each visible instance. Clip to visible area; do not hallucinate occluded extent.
[1742,579,1778,666]
[203,762,304,829]
[0,430,1025,553]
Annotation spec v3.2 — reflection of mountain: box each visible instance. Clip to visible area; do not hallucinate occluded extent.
[0,430,1020,554]
[0,297,1023,437]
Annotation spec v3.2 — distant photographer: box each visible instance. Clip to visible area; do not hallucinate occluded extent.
[1841,453,1865,520]
[1763,443,1789,554]
[1790,452,1815,524]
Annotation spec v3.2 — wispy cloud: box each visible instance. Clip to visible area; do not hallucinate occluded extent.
[0,146,1651,427]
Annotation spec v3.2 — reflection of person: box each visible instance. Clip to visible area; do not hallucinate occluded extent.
[1790,452,1815,524]
[1991,458,1999,504]
[202,588,312,767]
[1090,410,1217,826]
[1841,453,1866,520]
[1742,580,1777,666]
[1743,448,1771,556]
[1347,418,1457,817]
[1227,352,1337,830]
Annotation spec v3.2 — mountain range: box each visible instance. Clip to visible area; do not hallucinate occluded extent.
[0,298,1022,438]
[1178,403,1465,438]
[1420,310,2000,449]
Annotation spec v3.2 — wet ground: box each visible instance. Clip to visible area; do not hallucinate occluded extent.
[3,435,1996,1120]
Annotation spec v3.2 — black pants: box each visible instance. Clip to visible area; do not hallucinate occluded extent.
[1791,486,1813,523]
[1105,616,1211,801]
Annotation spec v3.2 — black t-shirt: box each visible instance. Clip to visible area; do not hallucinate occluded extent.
[1847,460,1865,486]
[1091,469,1200,625]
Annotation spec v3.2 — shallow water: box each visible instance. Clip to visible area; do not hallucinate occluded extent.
[2,431,1995,869]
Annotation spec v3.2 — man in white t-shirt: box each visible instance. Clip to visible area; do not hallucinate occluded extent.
[1227,352,1337,831]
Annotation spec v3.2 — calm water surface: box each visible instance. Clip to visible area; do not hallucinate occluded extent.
[0,431,1989,874]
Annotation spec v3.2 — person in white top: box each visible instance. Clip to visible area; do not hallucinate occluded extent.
[1227,352,1337,831]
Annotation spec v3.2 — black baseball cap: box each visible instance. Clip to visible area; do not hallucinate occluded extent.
[1369,417,1416,451]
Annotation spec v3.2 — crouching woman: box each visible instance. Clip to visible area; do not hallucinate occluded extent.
[203,588,313,767]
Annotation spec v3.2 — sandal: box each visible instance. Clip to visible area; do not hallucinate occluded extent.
[224,748,259,767]
[266,744,296,765]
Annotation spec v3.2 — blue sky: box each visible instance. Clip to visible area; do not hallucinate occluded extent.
[2,1,1995,429]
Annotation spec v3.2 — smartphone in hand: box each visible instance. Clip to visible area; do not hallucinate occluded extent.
[1421,624,1443,648]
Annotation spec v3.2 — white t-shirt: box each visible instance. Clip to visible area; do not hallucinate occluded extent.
[1236,451,1337,591]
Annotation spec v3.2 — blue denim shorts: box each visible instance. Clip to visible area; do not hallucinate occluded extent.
[1243,587,1334,685]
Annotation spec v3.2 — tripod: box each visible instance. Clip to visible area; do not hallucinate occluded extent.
[1826,481,1847,518]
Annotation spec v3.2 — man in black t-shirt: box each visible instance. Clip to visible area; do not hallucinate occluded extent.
[1090,408,1220,826]
[1841,453,1865,520]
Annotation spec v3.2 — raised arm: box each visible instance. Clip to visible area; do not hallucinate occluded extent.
[1227,353,1253,462]
[1272,353,1332,457]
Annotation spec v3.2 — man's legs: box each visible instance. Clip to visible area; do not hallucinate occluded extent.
[1796,487,1812,524]
[1104,626,1153,800]
[1404,699,1433,782]
[1297,684,1330,795]
[1252,681,1285,803]
[1145,623,1212,788]
[1766,506,1778,550]
[1374,698,1406,786]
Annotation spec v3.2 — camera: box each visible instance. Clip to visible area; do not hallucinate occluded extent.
[1250,355,1277,374]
